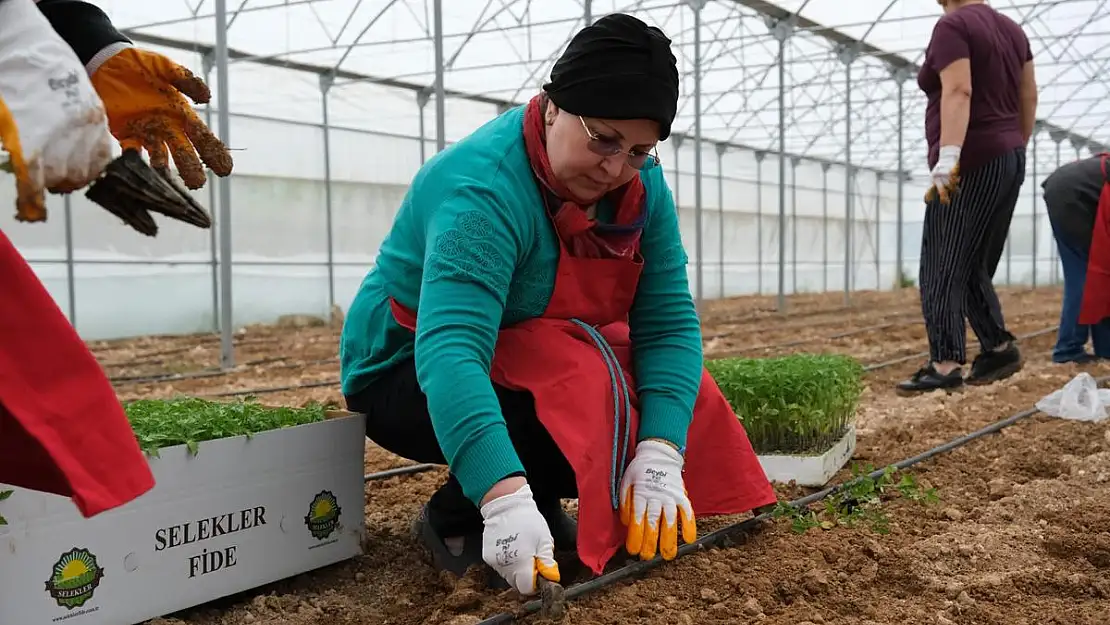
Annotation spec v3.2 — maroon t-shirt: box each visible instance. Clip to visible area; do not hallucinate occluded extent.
[917,4,1033,172]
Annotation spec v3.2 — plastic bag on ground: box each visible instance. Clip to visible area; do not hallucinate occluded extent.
[1035,372,1110,423]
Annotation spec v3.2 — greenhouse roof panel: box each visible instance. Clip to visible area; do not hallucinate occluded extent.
[98,0,1110,174]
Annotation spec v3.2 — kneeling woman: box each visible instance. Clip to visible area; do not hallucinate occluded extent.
[340,13,776,595]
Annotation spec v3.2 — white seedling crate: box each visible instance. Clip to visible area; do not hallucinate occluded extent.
[756,424,857,487]
[0,410,367,625]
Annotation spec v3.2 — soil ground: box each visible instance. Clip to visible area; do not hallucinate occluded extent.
[90,285,1110,625]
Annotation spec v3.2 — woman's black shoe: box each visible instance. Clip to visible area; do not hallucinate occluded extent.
[536,499,578,554]
[966,343,1023,385]
[895,364,964,396]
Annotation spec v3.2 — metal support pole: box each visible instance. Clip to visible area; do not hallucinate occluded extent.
[584,0,592,25]
[767,17,792,312]
[320,73,336,313]
[756,150,764,295]
[716,143,726,298]
[1031,124,1039,287]
[673,135,682,212]
[417,89,430,164]
[1051,131,1065,285]
[891,67,908,287]
[433,0,446,152]
[214,0,235,369]
[63,194,76,326]
[202,53,219,332]
[688,0,707,309]
[821,163,830,291]
[839,44,858,305]
[875,172,882,287]
[790,157,799,293]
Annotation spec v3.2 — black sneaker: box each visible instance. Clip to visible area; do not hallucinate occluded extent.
[411,498,575,590]
[966,342,1023,385]
[895,364,964,396]
[410,504,489,576]
[536,499,578,554]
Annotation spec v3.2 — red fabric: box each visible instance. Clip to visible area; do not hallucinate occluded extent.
[1078,153,1110,325]
[0,229,154,517]
[522,93,646,259]
[389,110,776,574]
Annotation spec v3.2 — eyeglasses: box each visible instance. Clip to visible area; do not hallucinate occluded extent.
[578,116,660,171]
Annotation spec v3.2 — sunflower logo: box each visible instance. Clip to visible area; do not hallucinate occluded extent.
[304,490,341,540]
[44,547,104,609]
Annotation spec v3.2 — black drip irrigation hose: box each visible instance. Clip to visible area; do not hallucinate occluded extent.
[703,307,924,342]
[720,321,901,357]
[863,325,1058,372]
[705,287,1040,329]
[364,463,439,481]
[199,379,340,398]
[95,335,283,363]
[747,305,1061,364]
[474,372,1104,624]
[111,357,337,385]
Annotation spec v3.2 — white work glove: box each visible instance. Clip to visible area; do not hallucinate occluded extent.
[0,0,114,222]
[479,483,560,596]
[927,144,961,205]
[619,439,697,561]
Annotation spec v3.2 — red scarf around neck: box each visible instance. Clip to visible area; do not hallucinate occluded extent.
[522,94,646,259]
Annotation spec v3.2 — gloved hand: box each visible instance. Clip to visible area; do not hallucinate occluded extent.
[87,44,233,189]
[925,145,961,205]
[620,439,697,561]
[0,0,114,222]
[479,483,561,595]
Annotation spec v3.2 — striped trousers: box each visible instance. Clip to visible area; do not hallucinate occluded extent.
[919,147,1026,364]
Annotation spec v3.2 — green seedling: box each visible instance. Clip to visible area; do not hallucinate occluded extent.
[772,463,939,535]
[123,396,329,457]
[707,353,864,455]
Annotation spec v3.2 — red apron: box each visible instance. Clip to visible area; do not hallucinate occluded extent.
[390,213,776,575]
[1078,153,1110,325]
[0,229,154,517]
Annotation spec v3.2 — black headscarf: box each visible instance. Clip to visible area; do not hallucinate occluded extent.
[542,13,680,140]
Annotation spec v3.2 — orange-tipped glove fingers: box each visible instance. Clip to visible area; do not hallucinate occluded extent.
[620,439,697,561]
[925,145,961,205]
[479,483,561,596]
[0,0,114,222]
[87,44,232,189]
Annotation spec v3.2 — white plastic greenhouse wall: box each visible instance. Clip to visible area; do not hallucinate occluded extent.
[2,0,1104,341]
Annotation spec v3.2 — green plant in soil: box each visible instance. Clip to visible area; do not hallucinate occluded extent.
[123,396,329,457]
[707,353,864,455]
[772,463,940,534]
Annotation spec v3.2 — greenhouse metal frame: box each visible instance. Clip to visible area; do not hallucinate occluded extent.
[6,0,1107,367]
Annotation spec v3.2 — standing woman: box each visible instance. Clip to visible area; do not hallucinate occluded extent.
[341,13,776,596]
[897,0,1038,395]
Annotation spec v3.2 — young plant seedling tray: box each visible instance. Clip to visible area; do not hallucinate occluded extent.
[0,397,367,625]
[707,353,863,487]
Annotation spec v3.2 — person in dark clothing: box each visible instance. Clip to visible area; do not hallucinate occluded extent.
[1042,155,1110,362]
[897,0,1037,396]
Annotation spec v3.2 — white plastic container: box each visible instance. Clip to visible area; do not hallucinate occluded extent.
[0,410,367,625]
[755,424,857,487]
